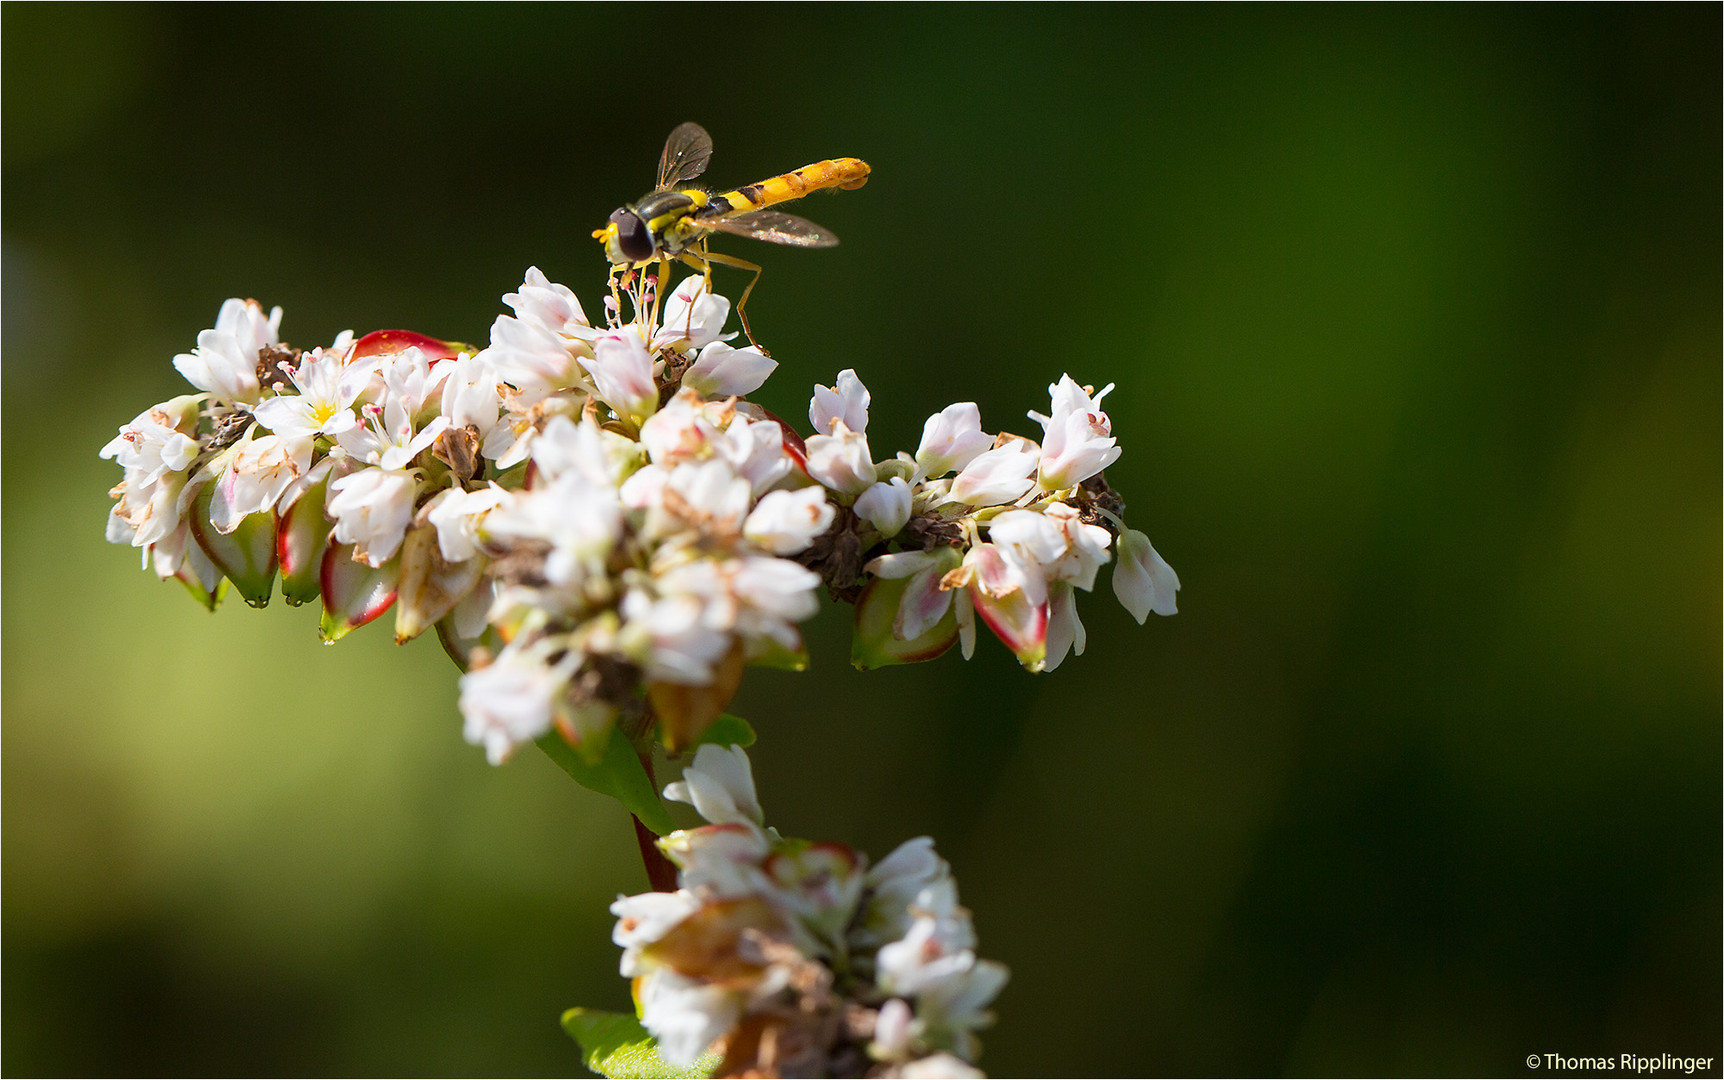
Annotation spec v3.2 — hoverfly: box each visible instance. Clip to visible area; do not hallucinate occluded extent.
[593,122,870,348]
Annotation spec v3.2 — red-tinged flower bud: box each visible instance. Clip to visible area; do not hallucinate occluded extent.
[318,540,399,642]
[276,461,336,606]
[734,402,808,469]
[349,328,467,363]
[189,481,278,608]
[968,578,1048,672]
[963,544,1049,671]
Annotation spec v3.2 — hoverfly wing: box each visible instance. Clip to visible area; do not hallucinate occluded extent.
[655,123,714,191]
[699,209,840,248]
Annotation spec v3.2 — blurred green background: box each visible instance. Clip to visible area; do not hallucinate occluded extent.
[4,5,1718,1076]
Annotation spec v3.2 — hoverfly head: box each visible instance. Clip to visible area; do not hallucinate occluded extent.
[603,207,656,264]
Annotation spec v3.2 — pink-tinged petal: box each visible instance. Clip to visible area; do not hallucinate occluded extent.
[682,341,776,397]
[208,462,248,535]
[277,462,336,606]
[893,548,963,641]
[350,329,465,363]
[318,540,399,642]
[189,482,278,608]
[393,524,486,644]
[1043,582,1083,672]
[968,575,1048,672]
[852,573,959,670]
[895,565,954,641]
[955,587,977,660]
[588,329,659,422]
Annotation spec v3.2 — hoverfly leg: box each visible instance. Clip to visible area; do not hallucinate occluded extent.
[651,257,672,335]
[698,249,767,354]
[606,266,625,329]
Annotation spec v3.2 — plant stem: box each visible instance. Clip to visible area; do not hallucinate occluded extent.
[633,753,680,892]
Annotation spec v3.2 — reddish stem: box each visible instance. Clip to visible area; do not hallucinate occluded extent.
[633,753,680,893]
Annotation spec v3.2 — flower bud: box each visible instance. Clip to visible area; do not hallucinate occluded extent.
[318,540,400,642]
[804,423,876,496]
[947,441,1039,508]
[914,402,993,480]
[662,744,764,827]
[1042,582,1086,672]
[683,341,776,397]
[810,369,870,435]
[744,487,835,555]
[1113,528,1179,621]
[955,544,1047,670]
[855,477,912,538]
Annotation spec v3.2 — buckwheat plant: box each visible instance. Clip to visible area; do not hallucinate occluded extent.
[101,263,1178,1078]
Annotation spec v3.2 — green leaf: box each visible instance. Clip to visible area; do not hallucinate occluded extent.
[687,713,756,750]
[538,727,677,836]
[561,1007,719,1079]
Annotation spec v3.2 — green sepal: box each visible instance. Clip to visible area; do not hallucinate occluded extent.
[561,1007,718,1079]
[745,634,808,672]
[686,713,756,751]
[537,726,676,836]
[175,569,228,612]
[188,484,278,608]
[850,574,959,670]
[434,614,504,672]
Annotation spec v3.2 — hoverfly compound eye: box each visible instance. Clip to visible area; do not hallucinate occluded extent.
[609,208,655,263]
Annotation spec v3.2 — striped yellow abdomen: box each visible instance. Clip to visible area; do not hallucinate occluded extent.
[709,158,871,214]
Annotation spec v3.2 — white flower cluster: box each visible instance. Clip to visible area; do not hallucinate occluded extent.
[612,744,1003,1078]
[101,265,1178,768]
[101,271,831,765]
[795,368,1180,673]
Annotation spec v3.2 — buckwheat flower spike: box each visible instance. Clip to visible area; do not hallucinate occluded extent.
[101,264,1177,778]
[796,368,1179,673]
[609,744,1007,1077]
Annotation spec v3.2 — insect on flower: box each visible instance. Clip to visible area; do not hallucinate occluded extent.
[593,122,870,348]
